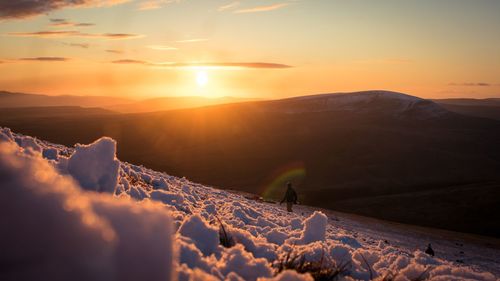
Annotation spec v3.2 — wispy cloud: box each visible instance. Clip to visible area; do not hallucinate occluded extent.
[111,59,292,69]
[353,58,413,64]
[175,38,208,43]
[137,0,179,11]
[0,0,130,20]
[49,18,65,23]
[50,18,95,27]
[147,45,178,50]
[7,31,142,40]
[19,57,70,62]
[218,1,240,12]
[98,33,141,39]
[234,3,289,14]
[106,49,124,54]
[112,59,146,64]
[449,82,491,87]
[63,42,90,49]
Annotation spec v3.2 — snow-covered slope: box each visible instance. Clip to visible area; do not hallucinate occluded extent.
[0,127,498,281]
[263,91,449,119]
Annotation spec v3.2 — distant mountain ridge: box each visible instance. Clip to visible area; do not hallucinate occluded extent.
[108,96,258,113]
[433,98,500,107]
[0,91,134,108]
[260,91,449,119]
[0,90,257,113]
[432,98,500,120]
[3,89,500,120]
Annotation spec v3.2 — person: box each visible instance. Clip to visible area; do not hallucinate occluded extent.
[280,182,298,212]
[425,243,435,257]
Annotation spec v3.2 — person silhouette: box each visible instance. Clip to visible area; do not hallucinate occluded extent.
[280,182,298,212]
[425,243,435,256]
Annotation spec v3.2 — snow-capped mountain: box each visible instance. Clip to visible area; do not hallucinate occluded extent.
[1,127,498,281]
[261,91,449,119]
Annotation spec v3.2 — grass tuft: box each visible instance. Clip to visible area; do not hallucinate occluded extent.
[274,247,351,281]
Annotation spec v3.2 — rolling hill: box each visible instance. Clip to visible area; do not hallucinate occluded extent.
[0,91,257,113]
[0,91,133,108]
[433,98,500,121]
[1,90,499,236]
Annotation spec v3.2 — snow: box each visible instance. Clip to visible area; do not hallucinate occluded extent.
[42,147,59,160]
[178,214,220,256]
[287,211,328,245]
[67,137,120,193]
[0,138,174,281]
[0,127,498,281]
[219,245,274,280]
[261,270,314,281]
[270,90,448,118]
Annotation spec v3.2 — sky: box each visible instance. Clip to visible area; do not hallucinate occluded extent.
[0,0,499,99]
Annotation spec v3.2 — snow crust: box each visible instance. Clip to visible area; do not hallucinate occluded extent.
[0,127,498,281]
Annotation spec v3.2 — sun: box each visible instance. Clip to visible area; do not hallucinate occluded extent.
[196,71,208,87]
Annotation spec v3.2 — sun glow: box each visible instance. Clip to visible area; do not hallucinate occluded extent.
[196,71,208,87]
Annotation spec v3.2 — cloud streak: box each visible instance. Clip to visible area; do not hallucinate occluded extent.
[112,59,146,64]
[64,42,90,48]
[137,0,179,11]
[19,57,70,62]
[175,38,208,43]
[7,31,142,40]
[111,59,292,69]
[218,1,240,12]
[234,3,289,14]
[147,45,178,50]
[106,49,124,54]
[449,82,491,87]
[50,18,95,27]
[0,0,129,20]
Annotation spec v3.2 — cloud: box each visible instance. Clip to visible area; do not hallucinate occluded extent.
[50,18,65,23]
[0,0,130,20]
[106,49,124,54]
[50,18,95,27]
[112,59,147,64]
[137,0,179,11]
[175,38,208,43]
[449,82,491,87]
[147,45,178,50]
[169,62,292,69]
[98,33,141,39]
[234,3,289,14]
[7,31,142,40]
[353,58,413,64]
[9,30,80,37]
[63,42,90,48]
[111,59,292,69]
[218,1,240,12]
[19,57,70,62]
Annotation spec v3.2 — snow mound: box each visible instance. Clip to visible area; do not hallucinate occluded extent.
[179,215,220,256]
[67,137,120,193]
[0,127,498,281]
[0,139,174,281]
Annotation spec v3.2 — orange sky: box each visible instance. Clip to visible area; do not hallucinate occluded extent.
[1,0,499,99]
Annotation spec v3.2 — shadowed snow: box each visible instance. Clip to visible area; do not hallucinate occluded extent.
[0,127,497,281]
